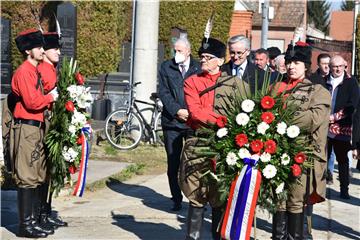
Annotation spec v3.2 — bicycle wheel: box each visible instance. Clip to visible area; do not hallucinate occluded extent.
[104,108,143,150]
[154,112,164,146]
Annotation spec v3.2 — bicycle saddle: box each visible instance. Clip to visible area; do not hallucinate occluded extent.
[150,92,159,101]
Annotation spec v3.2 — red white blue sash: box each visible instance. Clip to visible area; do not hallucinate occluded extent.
[221,158,262,240]
[73,125,92,197]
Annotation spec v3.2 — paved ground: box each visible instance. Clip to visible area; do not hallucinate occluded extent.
[1,161,360,240]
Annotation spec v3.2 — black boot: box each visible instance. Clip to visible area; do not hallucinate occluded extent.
[287,212,304,240]
[45,189,68,227]
[272,211,287,240]
[338,162,350,199]
[185,205,205,240]
[211,207,223,240]
[33,186,55,235]
[17,188,48,238]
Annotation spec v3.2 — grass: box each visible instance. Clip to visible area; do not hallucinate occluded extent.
[86,140,167,192]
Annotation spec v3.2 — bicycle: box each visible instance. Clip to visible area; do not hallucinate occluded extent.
[104,82,163,150]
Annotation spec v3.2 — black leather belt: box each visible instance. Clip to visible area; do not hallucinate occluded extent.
[14,118,43,128]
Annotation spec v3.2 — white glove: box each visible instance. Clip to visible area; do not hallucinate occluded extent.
[49,87,59,101]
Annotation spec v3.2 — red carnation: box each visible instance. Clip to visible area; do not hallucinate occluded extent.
[250,139,263,153]
[76,136,83,145]
[235,134,248,147]
[65,101,75,112]
[294,152,307,164]
[75,72,85,85]
[210,158,217,173]
[261,112,275,124]
[261,96,275,109]
[264,140,277,154]
[216,116,227,128]
[291,164,302,177]
[69,165,77,174]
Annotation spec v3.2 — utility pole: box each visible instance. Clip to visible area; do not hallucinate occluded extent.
[352,0,359,76]
[261,0,269,49]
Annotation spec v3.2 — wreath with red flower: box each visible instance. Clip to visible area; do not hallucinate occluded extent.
[45,58,93,195]
[199,81,314,213]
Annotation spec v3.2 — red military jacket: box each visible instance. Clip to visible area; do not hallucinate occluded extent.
[37,60,57,94]
[11,60,54,122]
[184,71,222,129]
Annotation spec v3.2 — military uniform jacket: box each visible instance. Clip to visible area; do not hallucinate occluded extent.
[285,79,331,203]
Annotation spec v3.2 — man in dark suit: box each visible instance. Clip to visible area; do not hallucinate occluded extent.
[325,55,359,199]
[310,53,331,87]
[221,35,267,94]
[158,37,201,211]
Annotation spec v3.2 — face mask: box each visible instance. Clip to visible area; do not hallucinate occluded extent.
[175,53,186,64]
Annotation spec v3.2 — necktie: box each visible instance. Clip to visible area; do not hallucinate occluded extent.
[237,66,243,78]
[180,64,186,78]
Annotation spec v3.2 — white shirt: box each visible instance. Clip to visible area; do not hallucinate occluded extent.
[232,59,248,77]
[328,72,344,98]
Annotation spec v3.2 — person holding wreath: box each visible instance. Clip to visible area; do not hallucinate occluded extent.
[272,41,331,240]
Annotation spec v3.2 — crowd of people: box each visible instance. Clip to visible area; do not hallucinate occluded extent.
[159,34,359,240]
[3,25,359,240]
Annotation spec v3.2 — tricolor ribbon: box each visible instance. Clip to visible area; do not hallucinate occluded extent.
[72,125,92,197]
[221,157,262,240]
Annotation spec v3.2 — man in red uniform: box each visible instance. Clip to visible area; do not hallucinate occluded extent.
[11,29,58,238]
[180,37,226,240]
[37,32,67,229]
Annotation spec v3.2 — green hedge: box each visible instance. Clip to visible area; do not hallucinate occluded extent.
[159,1,234,58]
[1,1,233,77]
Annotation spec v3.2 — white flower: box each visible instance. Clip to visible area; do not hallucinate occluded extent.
[241,99,255,113]
[226,152,238,166]
[281,153,290,165]
[72,110,87,127]
[216,128,228,138]
[260,152,271,162]
[287,125,300,138]
[67,85,78,99]
[276,122,287,135]
[77,92,94,109]
[68,147,78,159]
[238,148,251,159]
[236,113,250,126]
[62,147,73,162]
[68,124,77,135]
[262,164,277,179]
[257,122,270,135]
[275,182,285,194]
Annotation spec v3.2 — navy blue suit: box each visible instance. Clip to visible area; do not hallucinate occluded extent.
[158,56,201,206]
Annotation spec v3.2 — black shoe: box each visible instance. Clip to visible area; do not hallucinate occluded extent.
[340,191,350,199]
[326,170,333,185]
[47,215,68,227]
[171,202,182,211]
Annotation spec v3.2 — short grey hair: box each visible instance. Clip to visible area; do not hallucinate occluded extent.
[174,37,191,50]
[227,35,250,50]
[274,54,285,67]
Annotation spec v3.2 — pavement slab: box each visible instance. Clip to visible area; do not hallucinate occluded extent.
[1,163,360,240]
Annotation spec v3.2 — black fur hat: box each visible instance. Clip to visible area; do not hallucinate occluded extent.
[43,32,61,50]
[15,29,44,52]
[198,37,226,58]
[267,46,281,60]
[284,41,312,65]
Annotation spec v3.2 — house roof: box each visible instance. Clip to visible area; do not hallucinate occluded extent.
[244,0,306,28]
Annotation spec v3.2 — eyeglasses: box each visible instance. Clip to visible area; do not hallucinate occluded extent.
[331,65,344,69]
[230,49,248,57]
[200,54,216,61]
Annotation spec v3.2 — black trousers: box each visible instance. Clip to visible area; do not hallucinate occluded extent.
[327,138,352,191]
[163,128,193,204]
